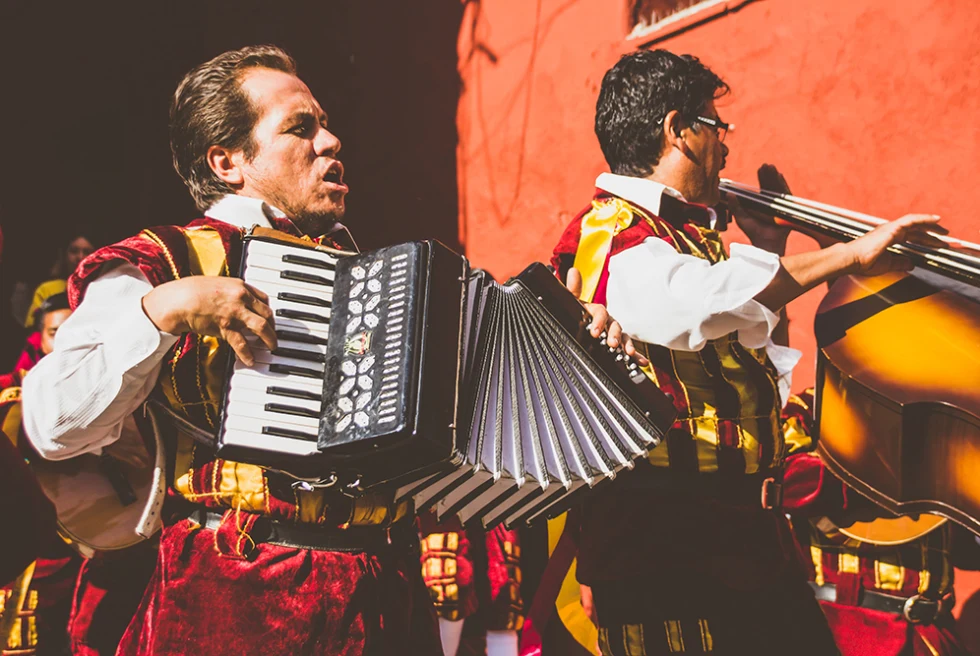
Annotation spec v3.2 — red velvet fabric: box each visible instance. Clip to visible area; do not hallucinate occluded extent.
[117,518,441,655]
[784,452,975,654]
[820,603,967,656]
[0,331,43,390]
[69,542,157,656]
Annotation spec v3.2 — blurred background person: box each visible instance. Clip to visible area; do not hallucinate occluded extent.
[16,233,95,330]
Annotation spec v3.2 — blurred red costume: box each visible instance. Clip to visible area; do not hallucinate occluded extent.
[419,512,524,655]
[783,391,980,656]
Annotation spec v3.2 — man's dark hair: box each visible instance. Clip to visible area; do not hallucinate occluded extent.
[170,45,297,212]
[595,49,729,177]
[34,292,69,328]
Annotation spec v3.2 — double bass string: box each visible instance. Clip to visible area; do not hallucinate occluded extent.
[718,180,980,285]
[722,180,980,261]
[721,183,980,275]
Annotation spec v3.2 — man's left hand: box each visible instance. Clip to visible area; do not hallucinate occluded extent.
[728,163,793,254]
[565,268,649,366]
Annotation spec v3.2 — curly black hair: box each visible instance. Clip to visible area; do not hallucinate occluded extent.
[595,49,729,177]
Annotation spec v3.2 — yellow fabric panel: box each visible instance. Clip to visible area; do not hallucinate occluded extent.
[216,460,267,513]
[782,417,813,456]
[811,545,825,586]
[918,569,931,595]
[2,400,22,447]
[664,620,685,653]
[874,560,905,591]
[623,624,647,656]
[182,226,231,429]
[24,278,67,327]
[598,628,612,656]
[194,335,224,429]
[839,552,860,574]
[0,561,34,650]
[183,226,229,277]
[548,513,599,655]
[348,493,395,526]
[572,198,636,303]
[699,619,714,652]
[173,434,197,497]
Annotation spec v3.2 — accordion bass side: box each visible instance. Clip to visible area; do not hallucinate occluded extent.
[216,229,675,528]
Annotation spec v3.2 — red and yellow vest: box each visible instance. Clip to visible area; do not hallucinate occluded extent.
[552,193,784,475]
[70,217,408,527]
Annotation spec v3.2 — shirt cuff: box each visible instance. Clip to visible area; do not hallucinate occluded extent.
[765,341,803,407]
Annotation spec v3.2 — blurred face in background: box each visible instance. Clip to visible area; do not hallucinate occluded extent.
[40,308,72,355]
[64,236,94,273]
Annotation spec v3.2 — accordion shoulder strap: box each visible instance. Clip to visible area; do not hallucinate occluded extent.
[249,226,356,258]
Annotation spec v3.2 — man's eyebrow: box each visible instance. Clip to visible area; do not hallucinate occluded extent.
[287,109,328,124]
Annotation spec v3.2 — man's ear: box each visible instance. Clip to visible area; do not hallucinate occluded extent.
[661,110,687,152]
[206,145,245,187]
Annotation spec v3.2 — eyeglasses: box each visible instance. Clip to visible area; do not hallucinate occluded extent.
[694,115,733,143]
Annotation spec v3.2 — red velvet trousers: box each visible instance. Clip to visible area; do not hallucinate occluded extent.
[819,602,968,656]
[117,518,441,655]
[69,542,156,655]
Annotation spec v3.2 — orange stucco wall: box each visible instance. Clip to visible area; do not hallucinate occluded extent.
[456,0,980,639]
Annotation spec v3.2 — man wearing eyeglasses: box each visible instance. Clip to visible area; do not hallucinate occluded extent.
[544,49,944,655]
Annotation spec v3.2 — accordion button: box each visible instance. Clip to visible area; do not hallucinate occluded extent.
[364,313,379,329]
[358,355,376,373]
[358,375,374,390]
[356,393,372,409]
[350,300,363,314]
[346,317,362,332]
[341,360,357,376]
[339,378,356,395]
[368,279,382,293]
[354,411,370,427]
[368,260,384,277]
[338,397,354,413]
[352,266,366,281]
[336,414,353,431]
[350,282,365,297]
[366,294,381,311]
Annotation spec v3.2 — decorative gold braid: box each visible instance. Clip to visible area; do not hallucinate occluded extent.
[631,201,709,261]
[195,336,215,428]
[140,229,181,281]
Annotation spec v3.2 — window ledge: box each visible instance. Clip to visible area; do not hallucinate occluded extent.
[626,0,756,47]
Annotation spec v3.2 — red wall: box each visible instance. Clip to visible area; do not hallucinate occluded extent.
[456,0,980,641]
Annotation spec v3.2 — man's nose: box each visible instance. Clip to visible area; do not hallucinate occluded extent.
[315,127,341,157]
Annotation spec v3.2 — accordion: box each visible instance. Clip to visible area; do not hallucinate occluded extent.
[217,228,675,528]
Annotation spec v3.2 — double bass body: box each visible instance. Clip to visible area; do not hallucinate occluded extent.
[813,270,980,539]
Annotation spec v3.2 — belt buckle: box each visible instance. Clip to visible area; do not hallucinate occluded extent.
[760,476,782,510]
[903,594,944,624]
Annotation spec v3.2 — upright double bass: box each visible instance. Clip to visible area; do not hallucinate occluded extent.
[721,179,980,543]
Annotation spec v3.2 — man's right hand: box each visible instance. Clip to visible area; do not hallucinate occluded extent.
[141,277,277,366]
[843,213,947,277]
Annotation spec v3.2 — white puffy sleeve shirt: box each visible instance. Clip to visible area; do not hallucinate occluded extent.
[594,173,801,404]
[22,195,279,460]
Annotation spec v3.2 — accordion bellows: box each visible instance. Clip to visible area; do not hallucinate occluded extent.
[216,231,675,529]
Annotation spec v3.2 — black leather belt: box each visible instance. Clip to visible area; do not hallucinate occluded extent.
[808,581,953,624]
[189,508,415,554]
